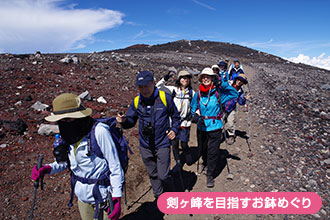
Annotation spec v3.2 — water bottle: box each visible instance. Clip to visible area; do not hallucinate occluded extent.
[53,134,69,163]
[53,134,62,148]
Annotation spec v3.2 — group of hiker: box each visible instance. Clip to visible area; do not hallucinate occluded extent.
[30,59,251,220]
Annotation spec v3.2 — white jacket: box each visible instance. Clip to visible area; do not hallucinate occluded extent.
[48,122,124,203]
[156,78,195,127]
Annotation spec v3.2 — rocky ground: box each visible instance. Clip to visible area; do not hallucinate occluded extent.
[0,40,329,219]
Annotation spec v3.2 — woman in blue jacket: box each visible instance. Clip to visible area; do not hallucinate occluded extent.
[191,68,238,188]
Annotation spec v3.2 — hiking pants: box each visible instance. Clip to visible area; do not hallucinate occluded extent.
[197,129,223,177]
[172,137,192,166]
[78,199,107,220]
[226,109,236,136]
[140,146,174,198]
[177,126,190,142]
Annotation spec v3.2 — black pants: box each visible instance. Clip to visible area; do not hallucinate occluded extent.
[172,138,193,166]
[197,129,223,177]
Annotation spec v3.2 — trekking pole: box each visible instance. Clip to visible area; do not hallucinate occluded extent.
[106,191,114,220]
[246,100,252,152]
[29,154,43,220]
[221,116,231,175]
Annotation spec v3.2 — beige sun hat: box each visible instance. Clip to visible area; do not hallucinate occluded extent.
[211,64,220,70]
[45,93,92,122]
[198,67,217,82]
[178,70,192,78]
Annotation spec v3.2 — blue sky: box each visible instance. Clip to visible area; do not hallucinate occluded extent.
[0,0,329,69]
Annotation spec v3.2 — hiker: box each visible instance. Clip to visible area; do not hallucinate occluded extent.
[228,59,244,84]
[30,93,124,220]
[116,70,181,200]
[211,64,220,75]
[223,74,251,145]
[156,70,195,166]
[191,68,238,188]
[218,61,229,82]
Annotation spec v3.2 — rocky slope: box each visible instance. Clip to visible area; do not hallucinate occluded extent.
[0,40,329,219]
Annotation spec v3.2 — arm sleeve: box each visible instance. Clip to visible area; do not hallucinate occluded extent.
[156,78,176,96]
[238,90,246,105]
[167,95,181,135]
[121,99,138,129]
[95,124,124,198]
[190,92,198,116]
[48,161,68,175]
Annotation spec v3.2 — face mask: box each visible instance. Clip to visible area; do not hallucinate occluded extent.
[58,117,93,144]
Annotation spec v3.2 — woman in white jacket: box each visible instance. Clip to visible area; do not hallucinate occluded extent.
[156,70,195,166]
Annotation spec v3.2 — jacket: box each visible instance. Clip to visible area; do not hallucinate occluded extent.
[48,122,124,203]
[156,78,195,127]
[191,81,238,131]
[228,64,244,82]
[223,87,246,113]
[122,88,181,149]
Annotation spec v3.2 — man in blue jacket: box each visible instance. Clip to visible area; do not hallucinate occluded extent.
[116,70,181,199]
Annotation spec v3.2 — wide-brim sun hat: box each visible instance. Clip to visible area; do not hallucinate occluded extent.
[45,93,92,122]
[211,65,220,70]
[198,67,217,82]
[235,73,248,84]
[178,70,192,78]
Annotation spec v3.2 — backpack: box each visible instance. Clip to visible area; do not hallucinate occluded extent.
[68,117,132,219]
[87,117,133,172]
[134,90,167,109]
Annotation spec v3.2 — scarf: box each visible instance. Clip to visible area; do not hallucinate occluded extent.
[199,84,214,93]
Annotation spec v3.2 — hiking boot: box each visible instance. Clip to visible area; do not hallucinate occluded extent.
[207,175,214,188]
[227,136,235,145]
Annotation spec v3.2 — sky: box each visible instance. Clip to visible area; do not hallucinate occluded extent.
[0,0,330,70]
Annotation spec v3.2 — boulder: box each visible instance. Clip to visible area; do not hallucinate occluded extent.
[38,124,59,136]
[31,101,49,111]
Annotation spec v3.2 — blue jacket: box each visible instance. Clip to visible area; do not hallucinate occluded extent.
[122,88,181,149]
[223,87,246,113]
[228,64,244,81]
[191,81,238,131]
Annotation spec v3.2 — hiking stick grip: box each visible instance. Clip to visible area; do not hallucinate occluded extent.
[37,154,43,170]
[108,191,114,216]
[36,154,44,189]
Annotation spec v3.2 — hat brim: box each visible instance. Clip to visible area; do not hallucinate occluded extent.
[136,80,153,86]
[236,76,248,84]
[179,73,192,78]
[45,108,92,122]
[198,73,216,82]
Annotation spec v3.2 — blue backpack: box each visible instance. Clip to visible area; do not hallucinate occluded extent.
[87,117,132,172]
[68,117,132,219]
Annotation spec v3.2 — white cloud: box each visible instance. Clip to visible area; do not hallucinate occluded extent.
[0,0,124,53]
[285,53,330,71]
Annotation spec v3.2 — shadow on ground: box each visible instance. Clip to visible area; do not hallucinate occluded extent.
[120,201,165,220]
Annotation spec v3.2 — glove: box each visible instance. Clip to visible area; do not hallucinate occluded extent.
[107,197,121,220]
[191,114,199,124]
[31,165,52,181]
[163,71,174,81]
